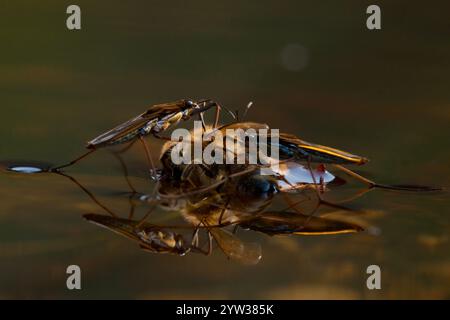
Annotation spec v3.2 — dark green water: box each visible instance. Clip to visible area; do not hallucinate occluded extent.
[0,1,449,299]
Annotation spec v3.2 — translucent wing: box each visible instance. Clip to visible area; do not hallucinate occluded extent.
[209,227,262,265]
[83,213,141,241]
[86,112,153,148]
[240,211,364,236]
[86,100,187,148]
[278,132,368,165]
[83,213,188,255]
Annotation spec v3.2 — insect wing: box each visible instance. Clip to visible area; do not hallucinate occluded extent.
[209,227,262,265]
[83,213,140,241]
[241,212,364,236]
[86,112,155,148]
[86,100,187,148]
[279,133,368,165]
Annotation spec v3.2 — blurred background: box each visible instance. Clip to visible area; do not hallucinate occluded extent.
[0,0,449,299]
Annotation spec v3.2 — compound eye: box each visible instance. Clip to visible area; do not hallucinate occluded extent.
[186,100,194,107]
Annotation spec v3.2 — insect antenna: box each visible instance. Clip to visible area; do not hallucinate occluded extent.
[242,101,253,121]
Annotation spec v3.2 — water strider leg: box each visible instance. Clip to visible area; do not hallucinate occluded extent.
[113,152,138,194]
[191,222,212,255]
[112,152,139,219]
[191,223,201,247]
[198,112,206,132]
[280,192,310,215]
[114,139,137,154]
[332,187,373,204]
[132,180,160,226]
[138,136,157,180]
[306,156,323,199]
[303,158,353,220]
[53,139,137,172]
[55,172,118,217]
[51,149,96,172]
[332,164,442,192]
[206,231,213,255]
[218,197,231,225]
[305,158,349,208]
[213,104,222,129]
[314,164,327,193]
[152,133,172,141]
[332,164,376,187]
[127,195,137,220]
[205,223,230,259]
[191,228,213,256]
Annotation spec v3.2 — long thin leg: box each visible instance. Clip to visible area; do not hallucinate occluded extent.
[192,219,213,256]
[332,164,376,187]
[51,149,96,172]
[152,133,172,141]
[127,195,137,220]
[112,152,139,219]
[206,231,213,255]
[138,136,157,180]
[332,164,441,192]
[333,187,373,204]
[306,157,322,199]
[198,112,206,132]
[218,197,231,225]
[280,192,309,215]
[55,172,118,217]
[113,152,137,194]
[202,220,220,257]
[275,172,297,190]
[191,223,201,247]
[114,139,137,154]
[213,104,222,129]
[190,229,213,256]
[304,159,351,219]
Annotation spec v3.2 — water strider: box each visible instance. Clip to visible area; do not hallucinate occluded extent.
[1,100,442,264]
[51,99,223,173]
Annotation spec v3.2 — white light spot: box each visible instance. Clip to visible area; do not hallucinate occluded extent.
[8,166,43,174]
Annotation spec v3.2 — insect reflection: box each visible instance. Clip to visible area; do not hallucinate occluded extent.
[52,144,367,265]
